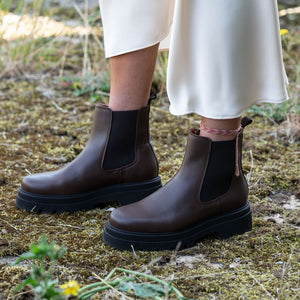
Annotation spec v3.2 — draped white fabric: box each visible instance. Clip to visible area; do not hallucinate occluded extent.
[99,0,289,118]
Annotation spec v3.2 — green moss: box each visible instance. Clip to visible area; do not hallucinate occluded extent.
[0,78,300,299]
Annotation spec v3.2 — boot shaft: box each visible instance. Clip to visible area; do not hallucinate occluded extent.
[91,104,159,182]
[180,117,252,206]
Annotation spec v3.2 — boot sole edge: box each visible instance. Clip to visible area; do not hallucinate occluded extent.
[103,201,252,251]
[16,176,162,214]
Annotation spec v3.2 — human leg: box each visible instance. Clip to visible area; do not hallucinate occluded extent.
[103,0,288,251]
[15,1,173,213]
[109,44,159,111]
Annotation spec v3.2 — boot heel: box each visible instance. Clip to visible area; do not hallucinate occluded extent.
[118,176,162,206]
[214,209,252,239]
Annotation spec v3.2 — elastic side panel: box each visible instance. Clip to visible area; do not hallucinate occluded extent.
[200,139,236,202]
[103,110,138,170]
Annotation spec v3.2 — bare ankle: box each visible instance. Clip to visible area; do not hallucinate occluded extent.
[199,117,242,141]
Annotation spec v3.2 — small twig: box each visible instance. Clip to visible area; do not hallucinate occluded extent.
[59,38,72,77]
[83,0,89,76]
[277,244,296,298]
[96,90,110,97]
[73,3,86,23]
[171,272,227,280]
[246,149,254,183]
[169,241,182,269]
[131,244,138,259]
[138,256,163,273]
[286,223,300,230]
[249,175,263,189]
[25,168,31,175]
[7,290,35,299]
[57,223,86,230]
[246,270,275,300]
[51,101,68,113]
[73,1,90,76]
[1,219,21,231]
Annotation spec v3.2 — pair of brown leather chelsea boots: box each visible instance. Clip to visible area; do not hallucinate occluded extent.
[16,103,252,251]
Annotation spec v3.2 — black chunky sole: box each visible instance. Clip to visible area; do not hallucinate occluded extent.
[16,176,162,213]
[103,201,252,251]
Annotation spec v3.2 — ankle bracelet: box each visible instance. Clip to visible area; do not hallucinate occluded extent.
[200,123,242,136]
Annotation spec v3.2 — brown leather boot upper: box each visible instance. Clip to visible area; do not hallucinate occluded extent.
[109,126,249,233]
[21,104,159,195]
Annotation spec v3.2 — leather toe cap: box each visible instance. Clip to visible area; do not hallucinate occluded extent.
[109,202,159,233]
[21,172,56,194]
[109,207,132,230]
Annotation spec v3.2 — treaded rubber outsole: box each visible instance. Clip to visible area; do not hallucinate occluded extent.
[16,176,162,214]
[103,201,252,251]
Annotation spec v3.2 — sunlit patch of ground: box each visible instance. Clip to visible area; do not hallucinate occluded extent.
[0,10,101,41]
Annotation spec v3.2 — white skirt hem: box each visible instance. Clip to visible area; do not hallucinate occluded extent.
[169,96,290,119]
[105,31,171,58]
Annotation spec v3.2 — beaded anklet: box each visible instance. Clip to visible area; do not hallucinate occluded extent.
[199,123,242,136]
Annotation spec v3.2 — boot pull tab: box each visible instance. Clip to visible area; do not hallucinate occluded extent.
[148,93,157,106]
[241,116,253,128]
[234,117,252,177]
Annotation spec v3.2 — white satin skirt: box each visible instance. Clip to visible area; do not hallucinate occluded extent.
[99,0,289,118]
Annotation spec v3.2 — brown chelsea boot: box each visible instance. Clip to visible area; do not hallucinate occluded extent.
[103,117,253,251]
[16,104,161,213]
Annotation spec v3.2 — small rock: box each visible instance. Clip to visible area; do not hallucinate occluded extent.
[264,214,284,224]
[36,86,56,99]
[283,195,300,210]
[174,254,205,268]
[211,263,224,269]
[229,262,240,269]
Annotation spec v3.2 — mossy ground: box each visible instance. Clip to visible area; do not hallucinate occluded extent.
[0,3,299,299]
[0,78,299,299]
